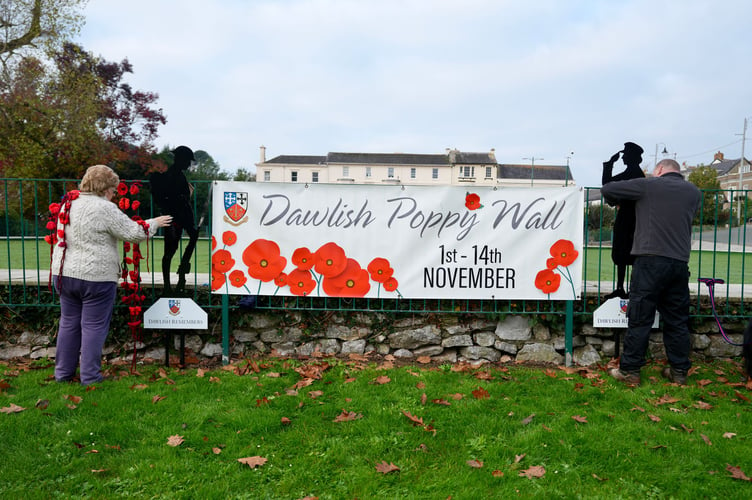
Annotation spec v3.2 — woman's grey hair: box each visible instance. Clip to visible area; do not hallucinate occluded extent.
[80,165,120,196]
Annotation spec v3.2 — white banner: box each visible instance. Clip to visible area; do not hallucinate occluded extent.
[210,182,584,300]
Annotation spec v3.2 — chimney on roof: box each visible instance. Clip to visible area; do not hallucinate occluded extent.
[260,145,266,163]
[714,151,724,162]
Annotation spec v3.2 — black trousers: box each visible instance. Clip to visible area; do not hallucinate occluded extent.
[620,256,692,372]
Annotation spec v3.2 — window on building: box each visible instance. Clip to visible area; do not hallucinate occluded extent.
[291,171,298,182]
[365,167,372,178]
[388,167,395,178]
[343,166,350,177]
[312,171,319,183]
[485,166,493,179]
[410,167,416,179]
[263,170,270,182]
[432,168,439,179]
[460,166,475,178]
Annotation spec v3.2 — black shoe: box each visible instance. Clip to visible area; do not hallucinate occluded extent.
[604,288,628,300]
[609,368,641,385]
[662,367,688,385]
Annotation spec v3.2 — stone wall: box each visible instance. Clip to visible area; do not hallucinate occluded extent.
[2,312,746,366]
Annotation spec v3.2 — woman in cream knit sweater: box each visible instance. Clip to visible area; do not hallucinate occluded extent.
[52,165,172,385]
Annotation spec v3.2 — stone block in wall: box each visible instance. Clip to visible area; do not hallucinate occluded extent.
[393,317,428,329]
[495,316,531,341]
[244,315,280,329]
[200,343,223,357]
[442,335,473,348]
[341,339,367,355]
[270,342,297,357]
[251,340,268,353]
[692,321,719,334]
[494,340,518,355]
[316,339,340,355]
[30,347,56,359]
[474,332,496,347]
[444,323,472,335]
[459,346,501,362]
[601,340,616,357]
[142,347,166,361]
[376,344,390,355]
[691,334,711,350]
[261,328,302,344]
[232,329,258,343]
[533,323,550,341]
[706,336,743,357]
[174,334,203,353]
[388,325,441,349]
[414,345,444,357]
[433,349,458,363]
[393,349,414,359]
[19,331,51,347]
[553,335,585,351]
[515,343,563,364]
[325,325,370,341]
[573,344,601,366]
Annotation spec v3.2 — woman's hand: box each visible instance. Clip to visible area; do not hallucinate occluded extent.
[154,215,173,228]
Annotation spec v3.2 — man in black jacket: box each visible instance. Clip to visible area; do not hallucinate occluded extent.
[601,159,701,385]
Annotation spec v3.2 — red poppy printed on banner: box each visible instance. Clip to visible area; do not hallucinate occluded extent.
[547,239,579,268]
[242,239,288,282]
[287,269,316,296]
[367,257,394,283]
[228,269,247,288]
[212,249,235,273]
[212,236,217,251]
[222,230,237,247]
[117,182,128,196]
[535,269,561,294]
[211,271,226,291]
[322,258,371,297]
[465,192,483,210]
[274,273,288,287]
[383,277,399,292]
[314,242,348,277]
[292,247,316,271]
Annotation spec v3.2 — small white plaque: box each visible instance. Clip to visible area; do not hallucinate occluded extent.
[143,298,208,330]
[593,297,659,329]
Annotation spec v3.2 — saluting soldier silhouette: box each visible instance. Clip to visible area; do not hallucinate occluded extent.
[601,142,646,300]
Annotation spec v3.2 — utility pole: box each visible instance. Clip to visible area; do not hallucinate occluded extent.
[738,117,748,227]
[522,157,543,187]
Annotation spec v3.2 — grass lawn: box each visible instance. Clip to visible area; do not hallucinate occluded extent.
[2,357,751,499]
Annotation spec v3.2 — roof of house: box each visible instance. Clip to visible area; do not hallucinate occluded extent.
[264,155,327,164]
[711,158,747,176]
[326,152,449,165]
[498,164,573,181]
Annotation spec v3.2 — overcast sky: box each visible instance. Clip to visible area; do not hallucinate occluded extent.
[77,0,752,187]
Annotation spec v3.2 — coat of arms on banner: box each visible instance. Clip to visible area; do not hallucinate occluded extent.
[224,192,248,225]
[169,299,181,316]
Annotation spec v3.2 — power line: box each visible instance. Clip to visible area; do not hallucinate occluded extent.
[678,138,743,161]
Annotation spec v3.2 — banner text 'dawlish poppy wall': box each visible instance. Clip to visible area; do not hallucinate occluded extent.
[211,182,584,301]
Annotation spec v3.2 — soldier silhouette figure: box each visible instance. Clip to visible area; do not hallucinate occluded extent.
[602,142,646,300]
[150,146,199,294]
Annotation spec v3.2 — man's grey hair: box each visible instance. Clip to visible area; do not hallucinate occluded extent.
[656,158,680,172]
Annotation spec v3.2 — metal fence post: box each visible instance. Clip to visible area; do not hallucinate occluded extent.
[565,300,574,366]
[222,294,229,365]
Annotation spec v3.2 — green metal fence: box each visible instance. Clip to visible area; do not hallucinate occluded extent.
[1,179,749,325]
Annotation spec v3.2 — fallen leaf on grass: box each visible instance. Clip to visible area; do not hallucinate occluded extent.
[212,447,222,455]
[281,417,292,425]
[726,464,752,481]
[372,375,391,385]
[474,371,494,381]
[432,399,451,406]
[734,391,750,402]
[333,409,362,422]
[402,410,425,426]
[592,473,608,481]
[472,387,490,399]
[130,384,149,391]
[91,469,107,473]
[467,459,484,468]
[209,376,221,383]
[701,434,712,446]
[520,465,546,479]
[64,394,82,404]
[416,356,432,364]
[723,432,736,439]
[238,456,268,469]
[152,395,166,404]
[1,403,25,414]
[256,397,270,406]
[572,415,587,423]
[492,470,504,477]
[694,400,713,410]
[308,390,324,399]
[521,414,535,426]
[653,394,680,406]
[697,379,712,387]
[416,381,426,389]
[167,435,184,447]
[375,461,400,474]
[515,453,526,463]
[196,368,205,378]
[35,399,49,410]
[648,414,661,422]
